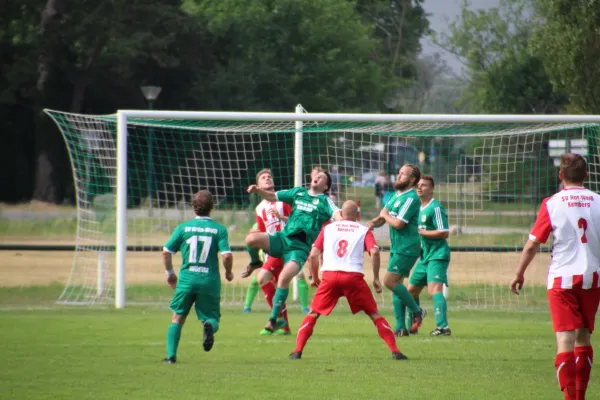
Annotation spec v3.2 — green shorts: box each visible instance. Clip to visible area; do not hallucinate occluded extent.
[169,286,221,323]
[386,253,419,277]
[267,231,310,270]
[409,259,449,287]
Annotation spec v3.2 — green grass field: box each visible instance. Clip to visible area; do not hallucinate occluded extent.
[0,307,570,400]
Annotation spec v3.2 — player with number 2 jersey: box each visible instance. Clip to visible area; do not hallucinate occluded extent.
[510,154,600,400]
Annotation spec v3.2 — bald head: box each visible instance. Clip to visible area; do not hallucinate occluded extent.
[341,200,358,221]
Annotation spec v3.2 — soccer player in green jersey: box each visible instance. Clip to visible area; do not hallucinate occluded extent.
[367,164,426,337]
[246,170,341,333]
[407,175,451,336]
[161,190,234,364]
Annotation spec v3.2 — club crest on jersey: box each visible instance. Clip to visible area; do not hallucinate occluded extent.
[394,201,400,208]
[312,198,319,205]
[421,215,426,222]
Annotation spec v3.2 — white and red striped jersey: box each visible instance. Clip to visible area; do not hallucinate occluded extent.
[255,200,292,234]
[313,220,378,275]
[529,186,600,290]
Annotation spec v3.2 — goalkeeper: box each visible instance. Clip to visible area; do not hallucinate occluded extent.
[246,170,341,333]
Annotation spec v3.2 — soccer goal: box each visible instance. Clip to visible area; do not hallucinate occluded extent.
[45,106,600,309]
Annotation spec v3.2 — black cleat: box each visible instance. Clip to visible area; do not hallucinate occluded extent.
[392,352,408,360]
[289,351,302,359]
[162,357,177,364]
[394,329,410,337]
[430,327,452,336]
[203,322,214,352]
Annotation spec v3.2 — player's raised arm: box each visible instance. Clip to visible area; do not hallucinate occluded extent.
[247,184,277,201]
[366,215,386,230]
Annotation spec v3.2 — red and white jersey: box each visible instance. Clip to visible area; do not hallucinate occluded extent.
[255,200,292,234]
[313,220,378,275]
[529,186,600,290]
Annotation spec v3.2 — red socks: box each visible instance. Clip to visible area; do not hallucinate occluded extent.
[374,317,400,353]
[556,352,576,400]
[261,282,290,331]
[574,346,593,400]
[294,315,317,352]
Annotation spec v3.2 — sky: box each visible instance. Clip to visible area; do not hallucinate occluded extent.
[420,0,500,73]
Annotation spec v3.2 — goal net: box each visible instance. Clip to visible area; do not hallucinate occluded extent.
[45,108,600,309]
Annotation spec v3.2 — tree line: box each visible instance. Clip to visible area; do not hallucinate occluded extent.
[1,0,599,204]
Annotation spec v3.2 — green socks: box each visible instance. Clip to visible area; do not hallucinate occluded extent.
[392,294,406,331]
[297,278,309,310]
[391,282,421,313]
[270,288,289,320]
[244,275,259,309]
[166,323,182,359]
[246,245,261,264]
[433,292,448,328]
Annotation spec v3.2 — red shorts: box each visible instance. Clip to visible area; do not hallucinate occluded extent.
[548,287,600,333]
[310,271,378,316]
[261,256,284,280]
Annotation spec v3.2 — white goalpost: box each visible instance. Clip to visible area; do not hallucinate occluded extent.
[46,107,600,309]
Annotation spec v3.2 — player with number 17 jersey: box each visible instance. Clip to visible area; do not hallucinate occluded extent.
[164,217,231,293]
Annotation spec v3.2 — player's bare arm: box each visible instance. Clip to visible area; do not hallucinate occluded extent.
[271,208,288,223]
[510,239,540,295]
[308,247,322,287]
[247,184,277,201]
[419,229,449,239]
[370,247,382,293]
[221,252,234,282]
[162,250,178,289]
[332,210,343,221]
[380,207,407,230]
[367,216,385,230]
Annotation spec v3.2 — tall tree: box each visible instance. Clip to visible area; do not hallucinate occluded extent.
[31,0,207,202]
[187,0,396,112]
[531,0,600,113]
[356,0,431,108]
[433,0,565,114]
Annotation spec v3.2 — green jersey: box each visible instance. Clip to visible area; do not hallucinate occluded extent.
[276,187,338,245]
[164,216,231,290]
[384,188,421,257]
[418,199,451,262]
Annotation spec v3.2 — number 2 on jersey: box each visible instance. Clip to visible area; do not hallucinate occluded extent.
[336,240,348,257]
[578,217,588,244]
[186,235,213,263]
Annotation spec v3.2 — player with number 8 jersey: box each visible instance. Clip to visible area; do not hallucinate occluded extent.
[289,200,408,361]
[161,190,233,364]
